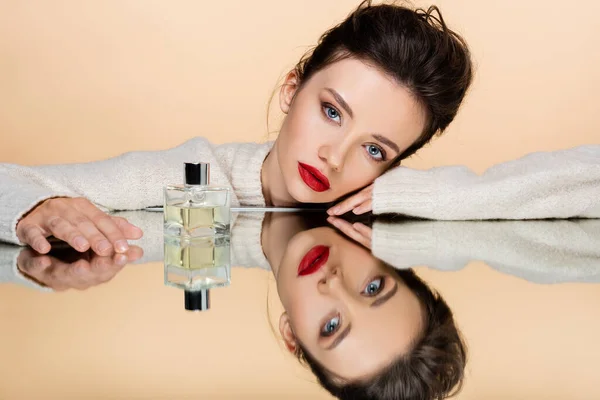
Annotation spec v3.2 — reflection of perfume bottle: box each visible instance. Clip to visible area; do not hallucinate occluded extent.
[164,235,231,311]
[164,162,230,238]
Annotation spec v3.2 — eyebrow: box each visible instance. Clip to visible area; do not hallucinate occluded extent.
[325,323,352,351]
[372,134,400,155]
[370,281,399,308]
[325,88,354,119]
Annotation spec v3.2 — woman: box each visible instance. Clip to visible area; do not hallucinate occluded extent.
[0,1,598,256]
[9,209,467,400]
[264,211,465,400]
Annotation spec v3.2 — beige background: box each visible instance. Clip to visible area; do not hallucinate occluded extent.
[0,0,598,169]
[1,263,600,399]
[1,0,600,398]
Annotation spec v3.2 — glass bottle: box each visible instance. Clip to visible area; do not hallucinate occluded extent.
[164,162,230,238]
[163,235,231,311]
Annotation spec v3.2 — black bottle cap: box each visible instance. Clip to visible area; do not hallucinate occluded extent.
[184,289,210,311]
[184,162,210,185]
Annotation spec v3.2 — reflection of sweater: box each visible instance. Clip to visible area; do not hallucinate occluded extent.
[372,219,600,284]
[1,139,599,245]
[2,212,600,291]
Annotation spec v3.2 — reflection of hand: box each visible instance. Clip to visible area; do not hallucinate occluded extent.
[16,245,143,291]
[327,184,373,216]
[327,216,372,249]
[16,197,143,256]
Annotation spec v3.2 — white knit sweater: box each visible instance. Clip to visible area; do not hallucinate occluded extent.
[1,138,599,245]
[2,211,599,291]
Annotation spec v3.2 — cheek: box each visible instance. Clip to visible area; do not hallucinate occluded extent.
[285,289,323,342]
[281,100,325,149]
[336,154,383,190]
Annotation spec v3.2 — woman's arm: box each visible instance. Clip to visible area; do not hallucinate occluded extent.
[0,137,239,245]
[372,145,600,220]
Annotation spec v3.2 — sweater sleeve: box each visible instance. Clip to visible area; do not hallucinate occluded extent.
[0,137,241,245]
[372,145,600,220]
[371,219,600,284]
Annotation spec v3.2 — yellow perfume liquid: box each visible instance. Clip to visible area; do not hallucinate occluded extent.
[164,235,231,290]
[164,185,230,237]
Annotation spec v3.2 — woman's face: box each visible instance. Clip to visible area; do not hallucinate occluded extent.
[276,226,424,380]
[274,58,427,204]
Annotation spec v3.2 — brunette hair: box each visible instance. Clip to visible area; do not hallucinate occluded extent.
[296,268,467,400]
[290,0,473,162]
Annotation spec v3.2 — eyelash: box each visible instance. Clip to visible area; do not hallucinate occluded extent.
[320,103,387,163]
[322,103,341,125]
[362,276,386,296]
[364,144,387,163]
[320,313,341,338]
[319,276,387,338]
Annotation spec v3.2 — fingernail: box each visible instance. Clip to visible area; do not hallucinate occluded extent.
[115,240,129,253]
[97,240,112,253]
[331,207,340,215]
[115,254,127,266]
[73,263,86,274]
[74,236,88,250]
[37,242,51,253]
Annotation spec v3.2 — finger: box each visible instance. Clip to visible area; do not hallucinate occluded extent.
[17,250,52,277]
[43,216,90,253]
[85,209,130,254]
[89,254,120,271]
[111,216,143,240]
[353,223,372,248]
[66,210,119,256]
[352,200,373,215]
[125,245,144,262]
[327,216,371,248]
[327,191,369,216]
[44,259,76,291]
[328,185,373,216]
[17,224,51,254]
[352,222,373,237]
[64,259,96,290]
[89,254,126,283]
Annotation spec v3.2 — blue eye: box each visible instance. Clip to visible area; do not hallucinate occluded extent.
[323,104,341,123]
[363,277,385,296]
[364,144,385,161]
[321,315,341,337]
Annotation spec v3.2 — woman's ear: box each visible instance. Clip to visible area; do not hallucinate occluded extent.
[279,312,298,353]
[279,70,300,114]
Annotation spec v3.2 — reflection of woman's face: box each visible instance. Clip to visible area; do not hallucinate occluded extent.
[276,226,424,381]
[271,58,426,205]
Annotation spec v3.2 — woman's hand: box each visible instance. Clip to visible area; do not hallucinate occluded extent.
[16,197,143,256]
[327,184,373,216]
[17,245,143,291]
[327,216,373,249]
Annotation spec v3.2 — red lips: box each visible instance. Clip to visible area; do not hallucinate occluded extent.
[298,162,330,192]
[297,245,330,276]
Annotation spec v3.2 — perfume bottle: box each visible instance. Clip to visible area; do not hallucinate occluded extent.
[164,162,230,238]
[164,235,231,311]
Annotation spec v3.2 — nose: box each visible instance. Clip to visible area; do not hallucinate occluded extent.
[317,265,343,294]
[317,265,362,312]
[318,140,348,173]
